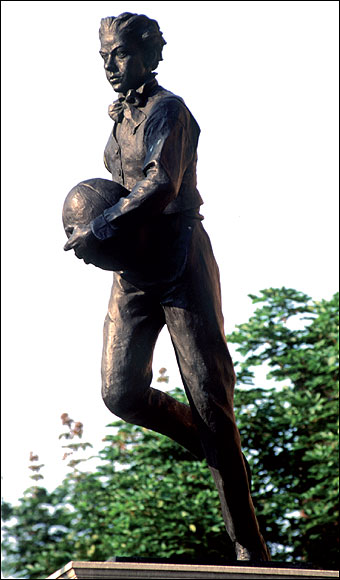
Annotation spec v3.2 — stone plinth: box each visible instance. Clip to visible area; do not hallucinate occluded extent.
[46,561,339,579]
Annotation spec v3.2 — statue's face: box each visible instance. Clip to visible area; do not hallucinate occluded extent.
[100,31,149,95]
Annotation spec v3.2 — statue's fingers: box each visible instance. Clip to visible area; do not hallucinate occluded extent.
[64,239,74,251]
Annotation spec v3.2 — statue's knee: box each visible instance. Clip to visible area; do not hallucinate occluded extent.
[101,375,149,421]
[102,384,131,419]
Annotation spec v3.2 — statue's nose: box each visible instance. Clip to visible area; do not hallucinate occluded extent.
[104,54,117,71]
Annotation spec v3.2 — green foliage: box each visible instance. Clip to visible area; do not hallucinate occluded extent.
[228,288,339,565]
[1,288,338,578]
[1,486,73,579]
[54,416,233,564]
[1,402,232,579]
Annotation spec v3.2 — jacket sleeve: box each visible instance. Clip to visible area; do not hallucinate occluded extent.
[90,98,200,241]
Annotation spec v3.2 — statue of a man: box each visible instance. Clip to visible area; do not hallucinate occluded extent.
[64,12,270,562]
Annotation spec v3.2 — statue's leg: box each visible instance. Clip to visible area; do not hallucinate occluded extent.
[162,222,270,560]
[101,272,204,459]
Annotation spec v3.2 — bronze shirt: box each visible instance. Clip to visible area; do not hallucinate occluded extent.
[91,80,203,242]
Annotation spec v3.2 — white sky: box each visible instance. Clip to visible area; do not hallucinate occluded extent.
[1,0,339,506]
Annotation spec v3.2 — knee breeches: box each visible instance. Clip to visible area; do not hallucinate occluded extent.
[101,222,236,432]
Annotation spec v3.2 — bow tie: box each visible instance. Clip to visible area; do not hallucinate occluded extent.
[108,88,146,130]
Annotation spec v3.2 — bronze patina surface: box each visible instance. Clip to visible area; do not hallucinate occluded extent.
[64,12,270,562]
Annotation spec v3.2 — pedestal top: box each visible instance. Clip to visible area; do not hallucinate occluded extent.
[46,561,339,580]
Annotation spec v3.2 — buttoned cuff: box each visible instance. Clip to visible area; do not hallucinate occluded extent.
[90,214,119,241]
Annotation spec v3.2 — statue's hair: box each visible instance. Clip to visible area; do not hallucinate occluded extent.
[99,12,166,71]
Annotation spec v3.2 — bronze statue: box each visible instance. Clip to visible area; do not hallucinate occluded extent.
[64,12,270,562]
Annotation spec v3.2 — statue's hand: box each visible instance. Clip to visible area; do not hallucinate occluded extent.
[64,224,94,258]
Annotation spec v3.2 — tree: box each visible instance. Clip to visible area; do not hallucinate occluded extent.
[2,288,338,578]
[2,407,231,579]
[1,458,73,579]
[228,288,339,565]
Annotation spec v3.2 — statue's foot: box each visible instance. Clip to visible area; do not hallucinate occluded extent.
[235,542,271,562]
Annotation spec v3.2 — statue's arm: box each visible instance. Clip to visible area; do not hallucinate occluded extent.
[90,99,199,241]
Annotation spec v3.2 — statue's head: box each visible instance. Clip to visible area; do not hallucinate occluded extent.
[62,178,129,270]
[99,12,166,94]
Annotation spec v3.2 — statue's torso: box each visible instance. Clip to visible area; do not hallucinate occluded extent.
[103,83,203,215]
